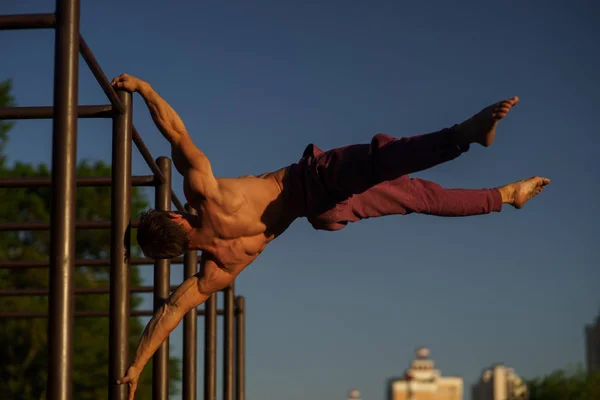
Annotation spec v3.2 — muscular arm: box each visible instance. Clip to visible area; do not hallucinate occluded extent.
[111,74,218,195]
[129,256,233,372]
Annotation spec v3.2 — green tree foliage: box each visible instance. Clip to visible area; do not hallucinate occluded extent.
[0,79,15,165]
[0,79,180,399]
[526,365,600,400]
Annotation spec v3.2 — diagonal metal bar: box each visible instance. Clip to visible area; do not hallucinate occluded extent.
[78,35,184,212]
[79,36,124,114]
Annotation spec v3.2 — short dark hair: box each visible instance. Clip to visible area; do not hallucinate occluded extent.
[136,209,190,259]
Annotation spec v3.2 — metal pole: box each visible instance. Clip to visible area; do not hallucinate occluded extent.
[223,283,235,400]
[182,204,198,400]
[204,289,217,400]
[109,90,133,400]
[47,0,79,398]
[235,296,246,400]
[153,157,172,400]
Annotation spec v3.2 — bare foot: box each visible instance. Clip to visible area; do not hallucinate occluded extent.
[499,176,550,209]
[457,96,519,147]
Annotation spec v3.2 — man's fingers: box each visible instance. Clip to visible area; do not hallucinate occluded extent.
[128,383,137,400]
[116,376,130,384]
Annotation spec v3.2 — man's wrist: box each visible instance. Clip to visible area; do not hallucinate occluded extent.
[138,82,153,97]
[130,361,145,372]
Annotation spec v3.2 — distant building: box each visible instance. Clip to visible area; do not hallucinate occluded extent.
[389,347,463,400]
[585,311,600,374]
[471,364,527,400]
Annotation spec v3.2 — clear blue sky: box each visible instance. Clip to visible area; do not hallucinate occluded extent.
[1,1,599,399]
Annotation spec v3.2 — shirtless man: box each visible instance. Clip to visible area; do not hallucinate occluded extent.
[112,73,549,398]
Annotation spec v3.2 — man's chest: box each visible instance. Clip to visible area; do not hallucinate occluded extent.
[208,235,266,271]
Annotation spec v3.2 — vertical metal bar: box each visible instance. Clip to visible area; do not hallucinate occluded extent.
[182,204,198,400]
[153,157,172,400]
[223,283,235,400]
[109,90,132,400]
[204,290,217,400]
[47,0,79,399]
[235,296,246,400]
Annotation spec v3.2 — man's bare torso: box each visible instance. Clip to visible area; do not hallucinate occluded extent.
[183,166,297,271]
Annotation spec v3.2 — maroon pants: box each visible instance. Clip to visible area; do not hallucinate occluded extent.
[285,126,503,231]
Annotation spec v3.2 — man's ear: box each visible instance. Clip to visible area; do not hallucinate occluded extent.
[168,212,183,220]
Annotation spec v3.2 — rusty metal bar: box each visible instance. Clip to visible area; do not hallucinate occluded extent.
[153,157,172,399]
[223,283,235,400]
[0,309,227,319]
[79,35,124,114]
[0,13,56,30]
[0,220,140,231]
[0,105,112,120]
[235,296,246,400]
[47,0,80,398]
[0,257,191,269]
[0,175,155,188]
[204,290,217,400]
[0,285,179,297]
[109,89,133,400]
[183,204,198,400]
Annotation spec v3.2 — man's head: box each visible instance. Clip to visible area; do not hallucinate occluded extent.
[137,209,191,259]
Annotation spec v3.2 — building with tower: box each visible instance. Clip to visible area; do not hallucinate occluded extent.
[388,347,463,400]
[471,364,527,400]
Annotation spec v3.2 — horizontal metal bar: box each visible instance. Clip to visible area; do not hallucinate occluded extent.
[0,285,177,297]
[0,309,229,319]
[79,35,124,114]
[0,13,56,30]
[0,175,156,188]
[0,105,112,120]
[0,257,196,269]
[0,220,139,231]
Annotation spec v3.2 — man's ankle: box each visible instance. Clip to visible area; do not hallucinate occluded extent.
[498,185,514,204]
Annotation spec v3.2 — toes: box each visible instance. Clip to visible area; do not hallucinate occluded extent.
[534,177,550,186]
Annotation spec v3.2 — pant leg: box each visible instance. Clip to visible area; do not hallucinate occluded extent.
[308,126,469,202]
[327,176,503,228]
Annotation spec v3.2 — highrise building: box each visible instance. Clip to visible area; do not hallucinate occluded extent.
[471,364,527,400]
[389,347,463,400]
[585,312,600,374]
